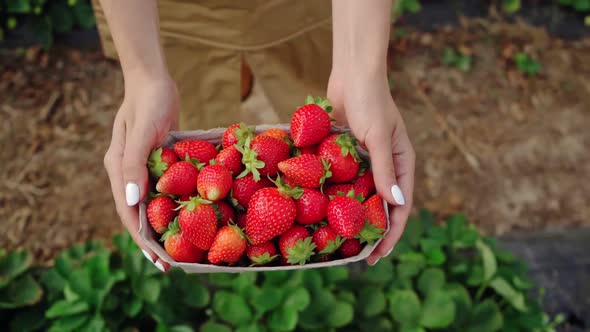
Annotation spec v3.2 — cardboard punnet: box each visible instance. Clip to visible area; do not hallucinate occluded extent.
[139,124,390,273]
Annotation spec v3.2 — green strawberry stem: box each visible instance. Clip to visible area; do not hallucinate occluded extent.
[270,175,304,199]
[160,218,180,242]
[334,133,361,162]
[330,189,364,202]
[305,95,333,113]
[147,148,168,177]
[285,237,316,265]
[249,252,279,266]
[184,156,206,170]
[235,137,265,181]
[233,123,256,148]
[319,235,345,254]
[176,196,212,211]
[319,158,333,186]
[357,221,385,245]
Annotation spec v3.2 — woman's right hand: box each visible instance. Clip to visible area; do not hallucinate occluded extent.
[103,72,180,272]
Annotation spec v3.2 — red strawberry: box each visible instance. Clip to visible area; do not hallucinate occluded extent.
[231,174,273,209]
[147,196,178,234]
[236,213,248,229]
[279,225,316,265]
[197,164,232,202]
[148,147,179,178]
[317,133,360,183]
[245,177,303,245]
[327,191,365,239]
[178,195,193,202]
[354,168,375,199]
[156,161,199,195]
[161,219,204,263]
[295,189,329,225]
[312,225,344,254]
[278,154,331,189]
[324,184,365,201]
[208,224,247,264]
[178,196,218,250]
[214,201,236,226]
[237,135,290,181]
[295,145,318,156]
[290,96,332,148]
[261,128,289,141]
[359,194,387,244]
[246,242,278,266]
[222,123,255,149]
[282,176,299,188]
[215,146,243,176]
[173,139,218,164]
[339,238,362,258]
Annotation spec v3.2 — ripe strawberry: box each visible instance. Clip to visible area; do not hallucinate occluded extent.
[290,96,332,148]
[214,201,236,226]
[324,184,365,201]
[161,219,204,263]
[215,146,242,176]
[173,139,218,164]
[295,145,318,156]
[261,128,289,141]
[327,191,365,239]
[148,147,179,178]
[246,242,278,266]
[236,213,247,229]
[295,189,329,225]
[279,225,316,265]
[359,194,387,244]
[312,225,344,254]
[156,161,199,195]
[317,133,360,183]
[237,135,290,181]
[208,224,247,264]
[147,195,178,234]
[278,154,331,189]
[231,174,273,210]
[197,164,232,202]
[245,177,303,245]
[222,123,255,149]
[178,196,218,250]
[354,168,375,200]
[339,238,362,258]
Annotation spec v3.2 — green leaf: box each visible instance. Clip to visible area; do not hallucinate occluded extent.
[200,321,232,332]
[138,277,161,303]
[0,250,32,287]
[397,252,425,279]
[358,287,387,318]
[322,266,349,284]
[466,300,503,332]
[236,324,264,332]
[209,272,237,287]
[338,290,356,304]
[489,277,528,312]
[283,287,310,312]
[512,275,534,290]
[213,291,252,326]
[365,259,395,283]
[574,0,590,10]
[6,0,31,13]
[400,326,426,332]
[82,316,106,332]
[183,282,209,308]
[467,265,484,286]
[73,1,96,29]
[425,247,446,266]
[389,290,421,325]
[268,307,298,331]
[446,283,472,327]
[0,274,43,308]
[46,299,89,318]
[359,317,394,332]
[123,295,143,318]
[503,0,521,13]
[417,268,446,296]
[232,272,257,294]
[10,305,47,332]
[442,47,458,65]
[169,325,195,332]
[421,291,456,328]
[47,313,88,332]
[49,2,74,33]
[402,217,424,247]
[476,239,497,281]
[251,286,283,313]
[32,15,53,50]
[447,214,466,243]
[326,301,354,327]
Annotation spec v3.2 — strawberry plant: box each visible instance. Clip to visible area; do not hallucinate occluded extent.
[442,47,473,72]
[514,52,541,76]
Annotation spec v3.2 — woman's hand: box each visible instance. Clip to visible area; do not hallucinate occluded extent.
[103,73,180,272]
[327,70,415,266]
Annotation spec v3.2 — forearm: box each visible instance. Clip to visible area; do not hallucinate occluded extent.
[98,0,169,81]
[331,0,392,77]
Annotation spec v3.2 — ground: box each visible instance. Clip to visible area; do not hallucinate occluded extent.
[0,18,589,264]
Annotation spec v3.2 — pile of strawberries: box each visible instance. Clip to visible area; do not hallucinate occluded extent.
[145,97,387,267]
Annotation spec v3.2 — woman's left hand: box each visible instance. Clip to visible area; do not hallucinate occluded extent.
[327,70,415,265]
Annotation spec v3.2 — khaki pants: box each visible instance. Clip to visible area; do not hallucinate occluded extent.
[92,0,333,130]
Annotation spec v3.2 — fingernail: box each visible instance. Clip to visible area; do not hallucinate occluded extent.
[141,249,155,263]
[126,182,140,206]
[391,185,406,205]
[154,260,165,272]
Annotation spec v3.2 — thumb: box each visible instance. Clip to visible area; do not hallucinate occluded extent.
[365,132,406,206]
[123,127,152,206]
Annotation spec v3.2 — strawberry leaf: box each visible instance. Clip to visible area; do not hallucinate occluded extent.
[357,221,385,245]
[249,253,279,266]
[319,236,345,254]
[320,158,333,186]
[147,148,169,178]
[285,237,317,265]
[160,218,180,242]
[334,133,361,162]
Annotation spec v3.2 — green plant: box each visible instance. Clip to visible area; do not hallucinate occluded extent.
[503,0,522,13]
[392,0,421,20]
[442,47,473,72]
[514,52,541,76]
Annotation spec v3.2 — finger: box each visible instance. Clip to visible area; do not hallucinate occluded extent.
[122,119,153,207]
[365,130,406,207]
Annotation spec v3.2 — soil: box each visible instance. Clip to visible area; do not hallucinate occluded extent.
[1,18,589,264]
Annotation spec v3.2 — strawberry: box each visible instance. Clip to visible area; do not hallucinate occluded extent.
[214,201,236,226]
[290,96,332,148]
[173,139,218,164]
[236,213,248,229]
[247,242,278,266]
[295,145,318,156]
[359,194,387,244]
[237,135,290,181]
[317,133,360,183]
[282,176,299,188]
[148,147,179,178]
[156,161,199,195]
[279,225,316,265]
[295,189,329,225]
[312,225,344,254]
[215,146,243,176]
[208,224,247,264]
[278,154,331,189]
[231,174,273,210]
[197,164,232,202]
[324,184,365,201]
[261,128,289,141]
[222,123,255,149]
[354,168,375,199]
[161,219,204,263]
[338,238,362,258]
[327,190,365,239]
[147,195,178,234]
[178,196,218,250]
[245,177,303,245]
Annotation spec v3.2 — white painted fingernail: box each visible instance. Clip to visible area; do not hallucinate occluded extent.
[154,260,165,272]
[141,249,154,263]
[126,182,140,206]
[391,185,406,205]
